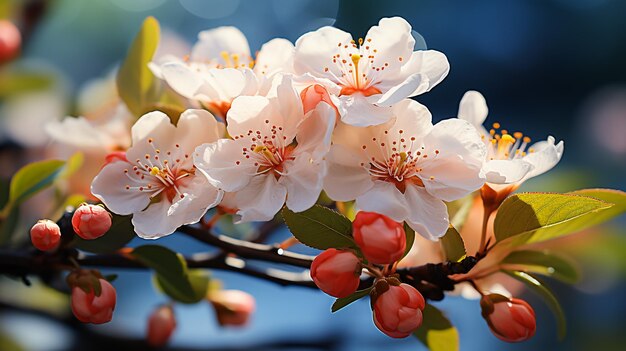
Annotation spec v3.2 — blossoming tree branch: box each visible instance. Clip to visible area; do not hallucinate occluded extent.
[1,16,625,350]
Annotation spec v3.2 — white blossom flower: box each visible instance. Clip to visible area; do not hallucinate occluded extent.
[156,26,294,118]
[91,110,223,239]
[293,17,449,127]
[324,99,486,240]
[458,91,564,186]
[194,76,335,222]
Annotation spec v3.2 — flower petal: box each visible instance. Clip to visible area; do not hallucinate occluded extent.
[294,26,353,80]
[175,109,223,152]
[281,152,325,212]
[392,50,449,95]
[91,161,151,215]
[126,111,176,164]
[194,139,255,192]
[160,62,220,101]
[254,38,294,77]
[355,181,410,223]
[167,175,223,223]
[132,200,179,239]
[484,159,533,184]
[46,116,113,149]
[323,145,374,201]
[338,94,393,127]
[233,175,287,222]
[522,136,564,180]
[420,119,486,201]
[295,102,335,159]
[191,26,251,64]
[458,90,488,127]
[404,185,449,241]
[226,95,283,139]
[363,17,415,76]
[375,73,427,106]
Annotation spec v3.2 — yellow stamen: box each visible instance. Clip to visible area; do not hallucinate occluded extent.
[232,54,240,68]
[399,151,408,163]
[150,167,161,176]
[220,51,232,67]
[254,145,280,165]
[492,122,501,129]
[351,54,361,89]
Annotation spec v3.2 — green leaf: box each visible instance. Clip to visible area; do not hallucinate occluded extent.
[331,288,371,313]
[4,159,66,212]
[566,189,626,227]
[132,245,206,304]
[447,194,475,230]
[504,270,566,340]
[282,205,356,250]
[494,192,613,246]
[58,152,84,180]
[116,16,160,116]
[72,214,135,253]
[441,225,466,262]
[501,250,579,284]
[414,304,459,351]
[403,222,415,258]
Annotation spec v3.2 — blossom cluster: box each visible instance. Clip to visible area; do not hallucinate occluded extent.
[49,16,563,241]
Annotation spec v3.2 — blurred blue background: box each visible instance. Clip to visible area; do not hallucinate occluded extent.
[1,0,626,350]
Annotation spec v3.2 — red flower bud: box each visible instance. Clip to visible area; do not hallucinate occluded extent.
[0,20,21,64]
[30,219,61,251]
[209,290,256,327]
[71,278,116,324]
[300,84,338,116]
[72,204,112,240]
[310,248,361,298]
[480,294,536,342]
[372,281,425,338]
[147,305,176,347]
[353,211,406,264]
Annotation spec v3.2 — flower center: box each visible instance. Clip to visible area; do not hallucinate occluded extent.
[218,51,254,69]
[123,138,193,203]
[486,123,534,160]
[324,38,387,97]
[360,130,437,193]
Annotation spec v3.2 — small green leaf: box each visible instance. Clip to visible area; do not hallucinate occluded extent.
[72,214,135,254]
[501,250,579,284]
[132,245,206,304]
[414,304,459,351]
[447,194,475,230]
[282,205,356,250]
[403,222,415,258]
[494,193,613,246]
[3,159,66,214]
[504,270,567,340]
[58,152,84,180]
[331,288,371,313]
[566,189,626,227]
[104,274,118,282]
[441,225,466,262]
[117,16,160,116]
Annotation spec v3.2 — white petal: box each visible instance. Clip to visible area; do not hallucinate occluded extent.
[226,95,286,140]
[420,119,486,201]
[483,159,533,184]
[91,161,151,215]
[363,17,415,76]
[404,185,449,241]
[46,116,112,149]
[393,50,449,95]
[132,200,179,239]
[522,136,564,180]
[167,175,223,221]
[458,90,488,127]
[295,102,335,159]
[233,175,287,222]
[191,26,251,64]
[274,74,304,138]
[355,181,410,223]
[282,152,325,212]
[126,111,176,164]
[375,73,427,106]
[294,26,353,80]
[254,38,294,77]
[323,145,373,201]
[194,140,255,192]
[161,62,220,101]
[208,68,259,101]
[388,99,434,142]
[175,109,223,151]
[338,94,393,127]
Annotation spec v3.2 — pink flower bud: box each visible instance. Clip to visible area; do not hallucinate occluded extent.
[147,305,176,347]
[0,20,21,64]
[72,204,112,240]
[30,219,61,251]
[480,294,536,342]
[300,84,338,115]
[209,290,256,327]
[372,280,425,338]
[71,278,116,324]
[310,248,361,298]
[353,211,406,265]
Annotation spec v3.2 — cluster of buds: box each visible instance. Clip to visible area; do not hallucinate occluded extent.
[310,211,423,338]
[67,270,117,324]
[29,204,112,251]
